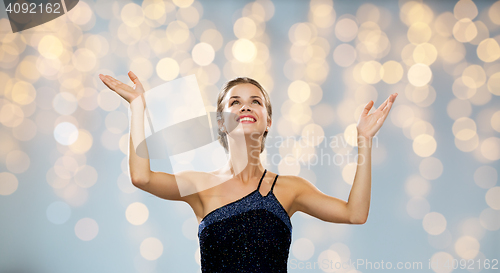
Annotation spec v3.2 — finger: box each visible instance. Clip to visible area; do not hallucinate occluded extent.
[361,100,374,117]
[128,71,142,86]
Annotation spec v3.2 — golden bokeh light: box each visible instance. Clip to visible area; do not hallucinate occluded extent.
[288,80,311,103]
[234,17,257,39]
[232,39,257,63]
[192,42,215,66]
[38,35,64,59]
[333,43,357,67]
[487,72,500,96]
[453,0,478,20]
[419,157,443,180]
[477,38,500,63]
[381,60,404,84]
[408,63,432,87]
[156,57,180,81]
[452,117,477,141]
[413,43,438,65]
[413,134,437,157]
[407,22,432,44]
[453,18,477,43]
[480,137,500,161]
[400,1,434,26]
[335,17,358,42]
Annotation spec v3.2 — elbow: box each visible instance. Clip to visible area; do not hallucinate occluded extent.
[131,175,149,188]
[349,215,368,225]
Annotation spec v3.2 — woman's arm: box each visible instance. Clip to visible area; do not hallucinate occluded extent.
[99,72,192,202]
[290,93,397,224]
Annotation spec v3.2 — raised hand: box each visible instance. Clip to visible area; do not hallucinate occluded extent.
[98,71,145,104]
[357,93,398,138]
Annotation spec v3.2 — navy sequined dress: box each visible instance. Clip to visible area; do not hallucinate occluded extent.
[198,169,293,272]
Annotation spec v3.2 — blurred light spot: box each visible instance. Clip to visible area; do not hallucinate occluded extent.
[105,111,128,134]
[0,172,18,195]
[423,212,447,235]
[301,123,324,147]
[452,117,476,141]
[289,22,316,46]
[360,61,382,84]
[460,218,485,240]
[335,18,357,42]
[157,58,179,81]
[292,238,315,261]
[390,104,415,128]
[234,17,257,39]
[38,35,64,59]
[192,42,215,66]
[454,236,480,259]
[405,175,431,197]
[75,217,99,241]
[400,1,434,26]
[381,61,403,84]
[408,22,432,44]
[46,201,71,224]
[488,1,500,25]
[413,43,437,65]
[121,3,144,27]
[333,44,356,67]
[6,150,29,173]
[487,72,500,95]
[479,208,500,231]
[454,0,478,20]
[434,12,455,38]
[126,202,149,225]
[12,81,36,105]
[200,29,224,51]
[413,134,436,157]
[288,80,310,103]
[430,252,454,273]
[232,39,256,63]
[419,157,443,180]
[74,165,98,188]
[67,1,93,25]
[407,196,430,219]
[130,58,154,81]
[69,129,93,154]
[140,237,164,260]
[98,89,122,111]
[53,92,78,115]
[408,63,432,87]
[166,20,190,44]
[480,137,500,161]
[452,77,476,99]
[485,187,500,210]
[439,39,466,64]
[492,111,500,133]
[317,249,341,273]
[54,122,79,145]
[342,162,357,186]
[173,0,194,8]
[453,18,477,43]
[474,165,497,189]
[72,48,97,72]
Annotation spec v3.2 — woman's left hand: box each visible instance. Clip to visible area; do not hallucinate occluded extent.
[357,93,398,139]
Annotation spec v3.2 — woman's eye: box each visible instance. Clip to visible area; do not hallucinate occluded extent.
[231,100,239,105]
[253,100,261,105]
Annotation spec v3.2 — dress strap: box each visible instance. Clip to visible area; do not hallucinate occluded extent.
[256,169,267,191]
[270,174,279,192]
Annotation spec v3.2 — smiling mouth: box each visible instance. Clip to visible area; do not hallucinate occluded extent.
[238,117,256,123]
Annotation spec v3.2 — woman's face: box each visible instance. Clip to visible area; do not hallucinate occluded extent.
[221,83,270,138]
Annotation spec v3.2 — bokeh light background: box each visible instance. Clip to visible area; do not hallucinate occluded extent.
[0,0,499,272]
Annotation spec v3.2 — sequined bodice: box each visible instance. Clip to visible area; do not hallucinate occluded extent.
[198,169,292,272]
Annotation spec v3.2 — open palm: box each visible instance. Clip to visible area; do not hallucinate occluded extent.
[98,71,145,104]
[357,93,398,138]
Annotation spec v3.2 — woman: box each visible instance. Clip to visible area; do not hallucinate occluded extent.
[99,71,397,272]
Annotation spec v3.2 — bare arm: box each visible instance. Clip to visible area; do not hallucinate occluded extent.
[99,72,197,204]
[291,93,398,225]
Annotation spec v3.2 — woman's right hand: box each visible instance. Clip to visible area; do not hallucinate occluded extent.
[99,71,145,105]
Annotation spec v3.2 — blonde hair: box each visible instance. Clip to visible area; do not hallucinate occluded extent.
[216,77,272,154]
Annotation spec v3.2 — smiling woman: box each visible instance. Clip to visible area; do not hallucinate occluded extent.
[98,71,397,273]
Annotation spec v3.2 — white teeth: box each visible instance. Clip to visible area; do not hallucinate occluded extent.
[240,117,256,122]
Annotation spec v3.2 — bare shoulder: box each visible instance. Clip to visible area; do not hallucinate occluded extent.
[272,174,315,217]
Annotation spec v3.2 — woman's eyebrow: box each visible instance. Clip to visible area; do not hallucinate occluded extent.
[229,96,262,99]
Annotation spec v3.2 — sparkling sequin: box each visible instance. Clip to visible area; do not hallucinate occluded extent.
[198,169,292,272]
